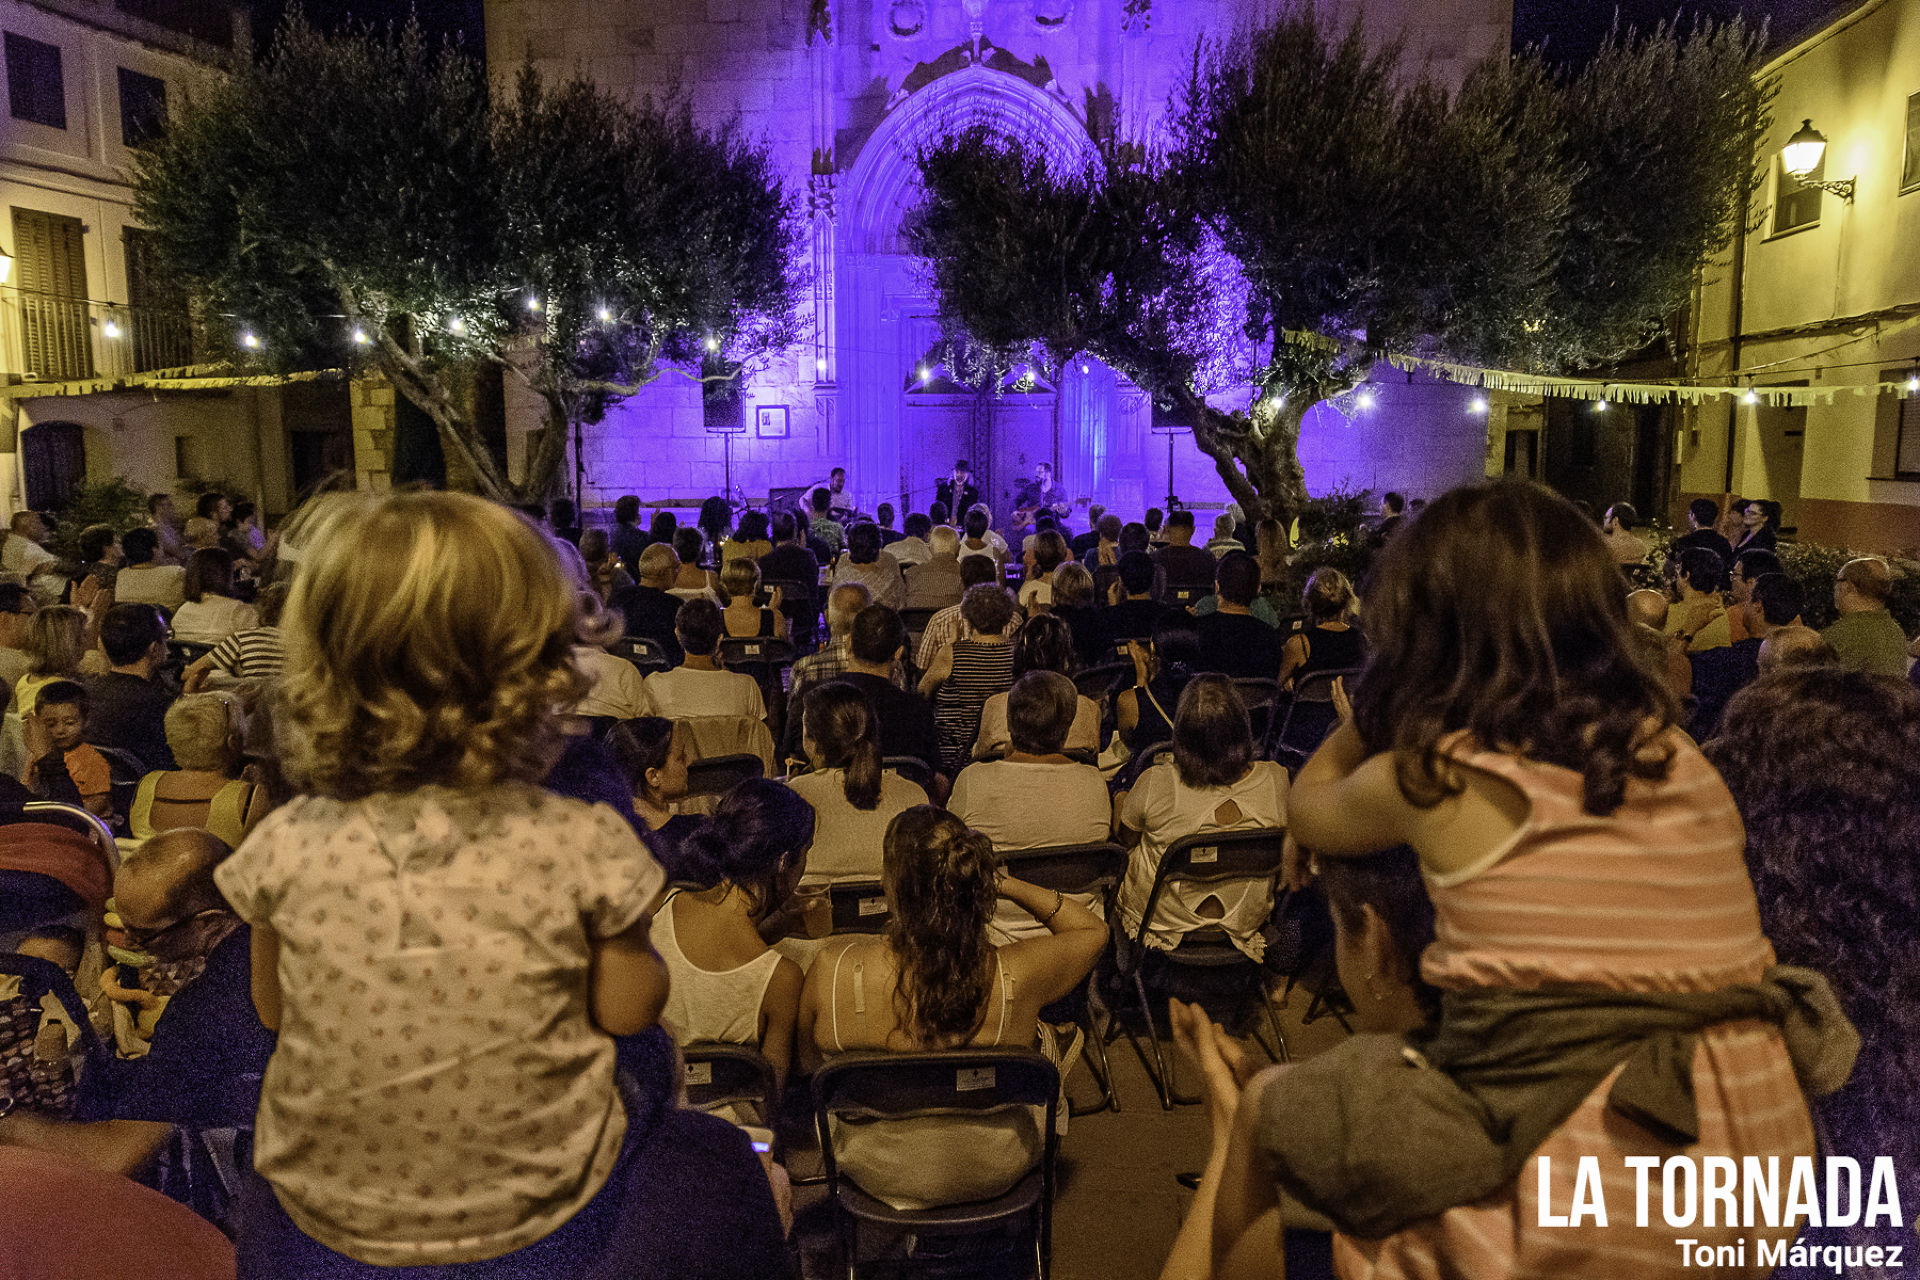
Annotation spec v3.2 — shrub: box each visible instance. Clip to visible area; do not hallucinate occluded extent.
[49,478,150,563]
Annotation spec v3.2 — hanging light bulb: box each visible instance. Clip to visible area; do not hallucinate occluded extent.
[101,319,121,339]
[1907,368,1919,393]
[1468,396,1488,414]
[352,328,369,346]
[705,335,720,352]
[526,296,541,312]
[1594,398,1609,411]
[597,306,612,322]
[1080,363,1090,375]
[1741,386,1758,405]
[815,357,828,373]
[241,331,260,349]
[917,364,930,382]
[448,316,466,335]
[1356,389,1377,410]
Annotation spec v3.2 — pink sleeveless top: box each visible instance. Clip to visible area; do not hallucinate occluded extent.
[1334,732,1815,1280]
[1420,731,1774,994]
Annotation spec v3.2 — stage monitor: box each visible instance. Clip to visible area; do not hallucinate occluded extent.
[769,486,810,513]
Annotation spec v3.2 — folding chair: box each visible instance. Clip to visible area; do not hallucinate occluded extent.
[1072,662,1130,704]
[165,640,215,670]
[719,637,797,744]
[898,607,941,652]
[676,716,776,804]
[881,755,937,795]
[719,636,797,679]
[812,1049,1060,1280]
[1111,828,1290,1109]
[827,879,891,934]
[1267,667,1362,764]
[1232,677,1281,749]
[994,842,1127,1115]
[683,753,764,801]
[764,579,819,650]
[680,1042,780,1137]
[612,635,672,675]
[1164,584,1207,609]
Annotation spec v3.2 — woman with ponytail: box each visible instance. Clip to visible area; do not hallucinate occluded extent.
[656,779,815,1091]
[796,807,1107,1210]
[784,681,927,882]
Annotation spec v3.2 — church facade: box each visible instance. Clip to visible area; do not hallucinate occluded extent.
[485,0,1515,521]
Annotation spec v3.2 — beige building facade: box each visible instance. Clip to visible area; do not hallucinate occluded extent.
[1680,0,1920,553]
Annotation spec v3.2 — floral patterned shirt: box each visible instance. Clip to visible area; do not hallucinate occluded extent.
[214,785,664,1264]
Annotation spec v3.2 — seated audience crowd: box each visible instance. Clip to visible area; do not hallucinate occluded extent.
[0,476,1912,1280]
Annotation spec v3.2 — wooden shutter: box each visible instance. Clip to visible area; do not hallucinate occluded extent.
[124,227,192,370]
[11,207,92,380]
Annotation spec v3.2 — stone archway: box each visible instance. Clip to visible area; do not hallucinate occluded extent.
[835,66,1101,520]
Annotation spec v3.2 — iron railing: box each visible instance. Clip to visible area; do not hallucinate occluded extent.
[1,288,199,382]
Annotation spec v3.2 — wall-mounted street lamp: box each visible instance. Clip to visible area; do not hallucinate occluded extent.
[1782,119,1856,202]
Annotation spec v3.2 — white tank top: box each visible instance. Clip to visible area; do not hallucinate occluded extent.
[656,893,784,1046]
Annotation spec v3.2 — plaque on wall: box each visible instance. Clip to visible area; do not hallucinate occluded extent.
[755,405,791,439]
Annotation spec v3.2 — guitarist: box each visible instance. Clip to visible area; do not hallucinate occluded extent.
[1012,461,1070,536]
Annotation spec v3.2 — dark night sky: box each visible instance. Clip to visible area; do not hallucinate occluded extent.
[245,0,1854,66]
[247,0,485,52]
[1514,0,1856,64]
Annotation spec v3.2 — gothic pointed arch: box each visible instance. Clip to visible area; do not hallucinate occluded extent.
[841,65,1099,258]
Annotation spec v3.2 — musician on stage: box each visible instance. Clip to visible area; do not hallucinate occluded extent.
[1013,461,1069,534]
[934,460,980,522]
[815,467,857,520]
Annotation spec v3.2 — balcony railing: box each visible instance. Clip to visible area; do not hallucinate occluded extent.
[0,288,199,383]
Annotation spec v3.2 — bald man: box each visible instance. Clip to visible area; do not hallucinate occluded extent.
[1759,625,1837,675]
[0,829,274,1178]
[610,542,686,664]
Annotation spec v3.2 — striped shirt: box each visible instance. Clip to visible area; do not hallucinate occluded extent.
[208,626,285,680]
[933,638,1016,775]
[1335,732,1812,1280]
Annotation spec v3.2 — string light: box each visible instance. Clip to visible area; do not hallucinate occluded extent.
[1356,389,1376,410]
[597,306,612,322]
[526,296,541,312]
[1594,399,1609,411]
[1468,396,1488,414]
[1080,363,1090,374]
[917,364,930,382]
[1741,386,1758,405]
[352,328,369,345]
[101,320,120,339]
[448,316,466,334]
[1908,368,1919,393]
[705,336,720,352]
[240,332,260,349]
[815,357,828,372]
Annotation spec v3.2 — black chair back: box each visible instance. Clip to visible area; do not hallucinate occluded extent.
[611,636,672,674]
[995,842,1126,905]
[166,640,215,668]
[811,1048,1059,1272]
[1132,828,1289,943]
[882,755,937,794]
[718,636,796,671]
[764,579,819,647]
[1165,584,1206,608]
[683,752,764,799]
[1072,662,1130,703]
[898,607,941,644]
[827,879,891,934]
[1270,666,1361,759]
[681,1041,779,1126]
